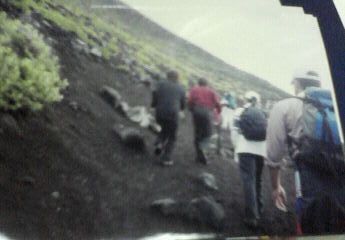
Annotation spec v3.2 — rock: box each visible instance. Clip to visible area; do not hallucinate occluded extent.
[90,47,102,58]
[117,101,129,116]
[140,77,152,87]
[143,65,161,80]
[16,176,35,186]
[100,86,122,108]
[31,20,41,29]
[42,20,52,29]
[45,37,56,45]
[69,101,79,111]
[72,38,88,53]
[112,125,146,152]
[149,121,161,134]
[51,191,60,199]
[126,106,152,128]
[151,198,179,216]
[123,57,132,66]
[198,172,219,191]
[186,196,225,230]
[68,101,87,112]
[0,113,21,136]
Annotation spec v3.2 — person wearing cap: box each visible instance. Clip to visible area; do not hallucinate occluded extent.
[231,90,267,229]
[152,70,186,166]
[266,69,345,234]
[188,78,221,164]
[220,98,235,131]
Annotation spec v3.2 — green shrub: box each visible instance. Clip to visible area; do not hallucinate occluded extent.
[11,0,33,12]
[0,12,68,111]
[115,64,130,73]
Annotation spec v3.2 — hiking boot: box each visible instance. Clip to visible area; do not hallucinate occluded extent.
[243,218,258,229]
[154,143,163,155]
[199,147,210,164]
[154,140,168,156]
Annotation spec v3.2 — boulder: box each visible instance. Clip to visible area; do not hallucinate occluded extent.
[117,101,130,116]
[151,196,225,230]
[72,38,88,52]
[112,125,146,152]
[90,47,102,58]
[126,106,152,128]
[100,86,122,108]
[149,121,161,134]
[150,198,179,216]
[198,172,219,191]
[186,196,225,230]
[51,191,60,199]
[42,20,52,29]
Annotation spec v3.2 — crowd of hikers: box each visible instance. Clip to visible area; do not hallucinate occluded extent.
[150,69,345,235]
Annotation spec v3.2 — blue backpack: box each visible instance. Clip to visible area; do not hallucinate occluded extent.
[294,87,345,179]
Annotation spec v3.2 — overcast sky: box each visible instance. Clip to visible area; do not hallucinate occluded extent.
[119,0,344,95]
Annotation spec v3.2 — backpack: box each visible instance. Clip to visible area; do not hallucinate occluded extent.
[293,87,345,179]
[238,106,267,141]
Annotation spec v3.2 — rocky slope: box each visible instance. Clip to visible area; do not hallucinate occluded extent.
[0,1,296,239]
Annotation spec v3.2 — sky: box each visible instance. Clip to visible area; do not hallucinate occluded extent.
[118,0,345,95]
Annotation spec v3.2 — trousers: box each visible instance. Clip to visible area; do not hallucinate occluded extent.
[239,153,264,221]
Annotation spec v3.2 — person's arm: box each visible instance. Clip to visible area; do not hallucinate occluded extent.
[269,166,287,211]
[213,91,222,114]
[266,102,288,211]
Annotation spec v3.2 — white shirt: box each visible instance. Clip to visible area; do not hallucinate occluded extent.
[220,106,234,130]
[230,105,267,162]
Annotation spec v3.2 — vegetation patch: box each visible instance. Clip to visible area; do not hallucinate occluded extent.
[0,12,68,111]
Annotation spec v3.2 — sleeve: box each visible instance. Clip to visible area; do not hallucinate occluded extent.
[266,102,288,168]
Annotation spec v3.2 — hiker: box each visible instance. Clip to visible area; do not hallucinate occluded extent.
[224,91,237,110]
[266,69,345,234]
[220,98,235,131]
[152,70,186,166]
[188,78,221,164]
[231,91,267,228]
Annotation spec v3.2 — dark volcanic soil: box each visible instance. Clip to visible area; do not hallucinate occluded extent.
[0,5,296,240]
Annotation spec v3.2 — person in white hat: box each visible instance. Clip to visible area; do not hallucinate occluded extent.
[266,69,345,234]
[231,90,267,228]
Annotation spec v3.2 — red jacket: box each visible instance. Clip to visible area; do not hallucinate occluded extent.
[188,86,221,114]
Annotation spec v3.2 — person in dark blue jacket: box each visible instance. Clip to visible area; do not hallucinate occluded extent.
[152,70,186,166]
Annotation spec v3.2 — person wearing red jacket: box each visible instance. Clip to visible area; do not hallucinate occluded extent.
[188,78,221,164]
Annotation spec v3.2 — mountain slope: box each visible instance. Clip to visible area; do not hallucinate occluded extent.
[54,0,289,101]
[0,1,295,240]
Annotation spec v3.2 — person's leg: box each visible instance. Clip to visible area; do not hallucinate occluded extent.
[239,153,259,226]
[154,117,169,155]
[255,155,264,216]
[160,119,178,165]
[194,107,213,163]
[192,108,205,163]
